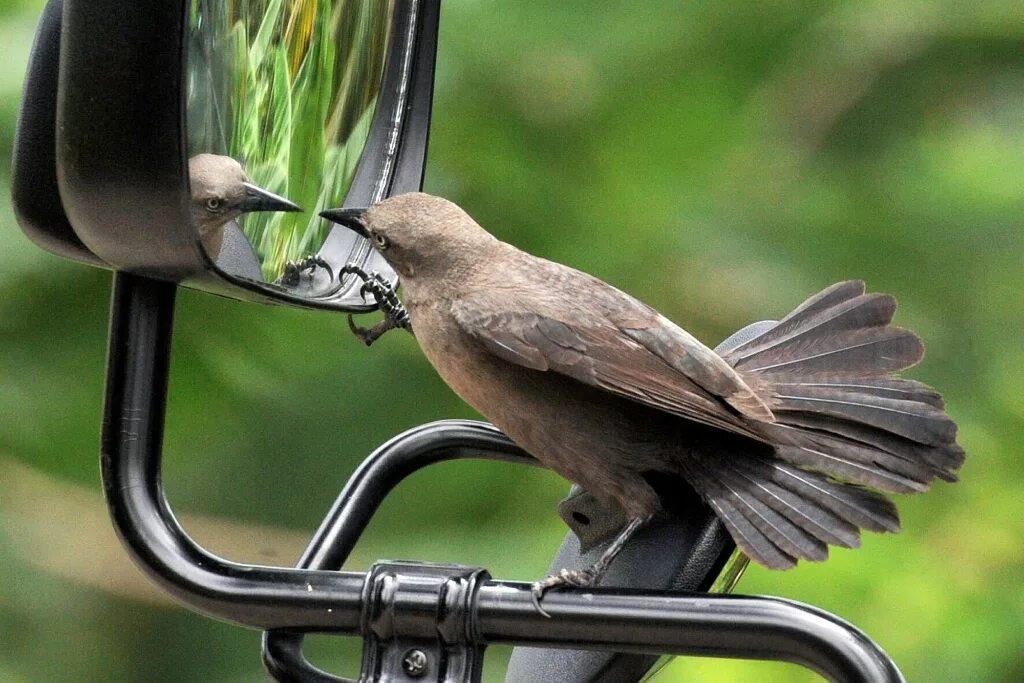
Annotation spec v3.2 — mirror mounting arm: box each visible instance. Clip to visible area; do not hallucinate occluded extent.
[101,272,366,629]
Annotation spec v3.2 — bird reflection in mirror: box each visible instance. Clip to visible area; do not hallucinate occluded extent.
[187,154,302,272]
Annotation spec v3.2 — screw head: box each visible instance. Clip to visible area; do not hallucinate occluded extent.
[402,648,428,678]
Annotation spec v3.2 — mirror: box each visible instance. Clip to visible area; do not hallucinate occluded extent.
[186,0,394,291]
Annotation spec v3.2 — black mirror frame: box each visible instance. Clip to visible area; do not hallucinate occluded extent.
[11,0,104,267]
[14,0,438,311]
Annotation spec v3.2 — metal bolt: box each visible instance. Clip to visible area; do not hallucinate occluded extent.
[402,649,428,678]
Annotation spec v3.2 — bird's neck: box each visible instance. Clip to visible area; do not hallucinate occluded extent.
[402,241,508,311]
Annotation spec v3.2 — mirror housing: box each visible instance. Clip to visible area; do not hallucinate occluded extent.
[13,0,439,311]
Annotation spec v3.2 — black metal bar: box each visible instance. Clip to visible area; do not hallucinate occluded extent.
[475,586,904,682]
[261,420,902,682]
[262,422,534,682]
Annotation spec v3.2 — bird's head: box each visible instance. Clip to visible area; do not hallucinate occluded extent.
[320,192,499,280]
[188,154,301,259]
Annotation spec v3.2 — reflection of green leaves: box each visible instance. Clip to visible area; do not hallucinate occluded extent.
[250,0,282,68]
[194,0,393,280]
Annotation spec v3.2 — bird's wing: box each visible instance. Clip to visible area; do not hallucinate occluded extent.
[451,290,774,439]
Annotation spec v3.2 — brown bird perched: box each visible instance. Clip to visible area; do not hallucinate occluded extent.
[321,193,964,608]
[188,153,301,260]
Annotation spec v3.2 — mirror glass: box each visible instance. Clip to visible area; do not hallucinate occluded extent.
[186,0,394,289]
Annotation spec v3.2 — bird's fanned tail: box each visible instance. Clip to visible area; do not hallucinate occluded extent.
[690,281,963,569]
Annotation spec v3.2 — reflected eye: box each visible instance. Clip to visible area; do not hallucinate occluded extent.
[373,233,389,249]
[205,197,223,212]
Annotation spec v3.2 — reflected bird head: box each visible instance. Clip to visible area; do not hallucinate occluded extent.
[188,154,302,259]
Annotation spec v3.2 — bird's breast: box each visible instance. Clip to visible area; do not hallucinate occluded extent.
[408,299,494,405]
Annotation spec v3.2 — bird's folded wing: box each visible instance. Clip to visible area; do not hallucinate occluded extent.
[451,298,772,440]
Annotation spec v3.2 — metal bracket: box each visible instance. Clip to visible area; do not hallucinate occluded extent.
[361,562,491,682]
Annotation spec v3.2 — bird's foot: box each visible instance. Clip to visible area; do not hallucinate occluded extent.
[530,567,600,618]
[529,514,652,617]
[279,255,333,287]
[340,263,412,346]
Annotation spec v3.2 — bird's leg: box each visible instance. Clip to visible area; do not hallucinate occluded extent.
[531,514,652,618]
[279,255,333,287]
[340,263,413,346]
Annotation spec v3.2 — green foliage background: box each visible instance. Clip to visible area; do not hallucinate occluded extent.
[1,1,1022,680]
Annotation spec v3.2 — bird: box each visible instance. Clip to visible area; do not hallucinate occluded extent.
[187,153,302,261]
[320,193,964,608]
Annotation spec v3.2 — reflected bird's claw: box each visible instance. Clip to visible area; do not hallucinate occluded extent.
[279,255,333,287]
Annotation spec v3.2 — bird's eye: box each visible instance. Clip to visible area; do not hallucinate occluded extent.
[373,233,389,249]
[205,197,223,212]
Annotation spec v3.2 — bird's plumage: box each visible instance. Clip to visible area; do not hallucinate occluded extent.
[345,192,964,570]
[450,269,772,440]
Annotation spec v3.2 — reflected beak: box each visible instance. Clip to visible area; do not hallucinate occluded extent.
[320,207,370,238]
[239,183,303,214]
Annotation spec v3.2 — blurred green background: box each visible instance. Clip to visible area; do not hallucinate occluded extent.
[2,0,1022,680]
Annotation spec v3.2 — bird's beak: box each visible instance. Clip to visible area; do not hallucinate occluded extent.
[320,207,370,238]
[239,183,303,214]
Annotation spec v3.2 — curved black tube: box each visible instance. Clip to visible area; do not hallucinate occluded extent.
[259,421,903,682]
[294,420,534,572]
[101,273,364,630]
[476,587,904,683]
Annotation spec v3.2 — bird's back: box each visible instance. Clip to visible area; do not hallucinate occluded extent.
[403,245,753,517]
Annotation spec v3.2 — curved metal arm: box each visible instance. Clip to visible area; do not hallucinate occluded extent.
[251,426,904,683]
[260,423,904,683]
[102,273,365,630]
[102,273,904,682]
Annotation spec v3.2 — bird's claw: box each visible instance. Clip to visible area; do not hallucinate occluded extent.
[279,255,333,287]
[529,567,598,618]
[359,282,370,302]
[347,314,398,347]
[339,263,412,345]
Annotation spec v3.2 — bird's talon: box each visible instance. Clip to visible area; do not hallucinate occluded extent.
[530,582,553,618]
[338,263,411,342]
[347,315,372,346]
[529,567,600,616]
[359,282,373,302]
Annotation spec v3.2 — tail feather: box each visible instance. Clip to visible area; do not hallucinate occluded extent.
[778,412,965,477]
[708,461,830,562]
[774,441,927,493]
[773,378,945,408]
[735,327,924,377]
[771,464,901,533]
[709,498,799,570]
[776,427,940,486]
[727,292,896,364]
[689,454,894,568]
[720,458,861,549]
[770,385,955,446]
[774,280,866,325]
[684,281,961,570]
